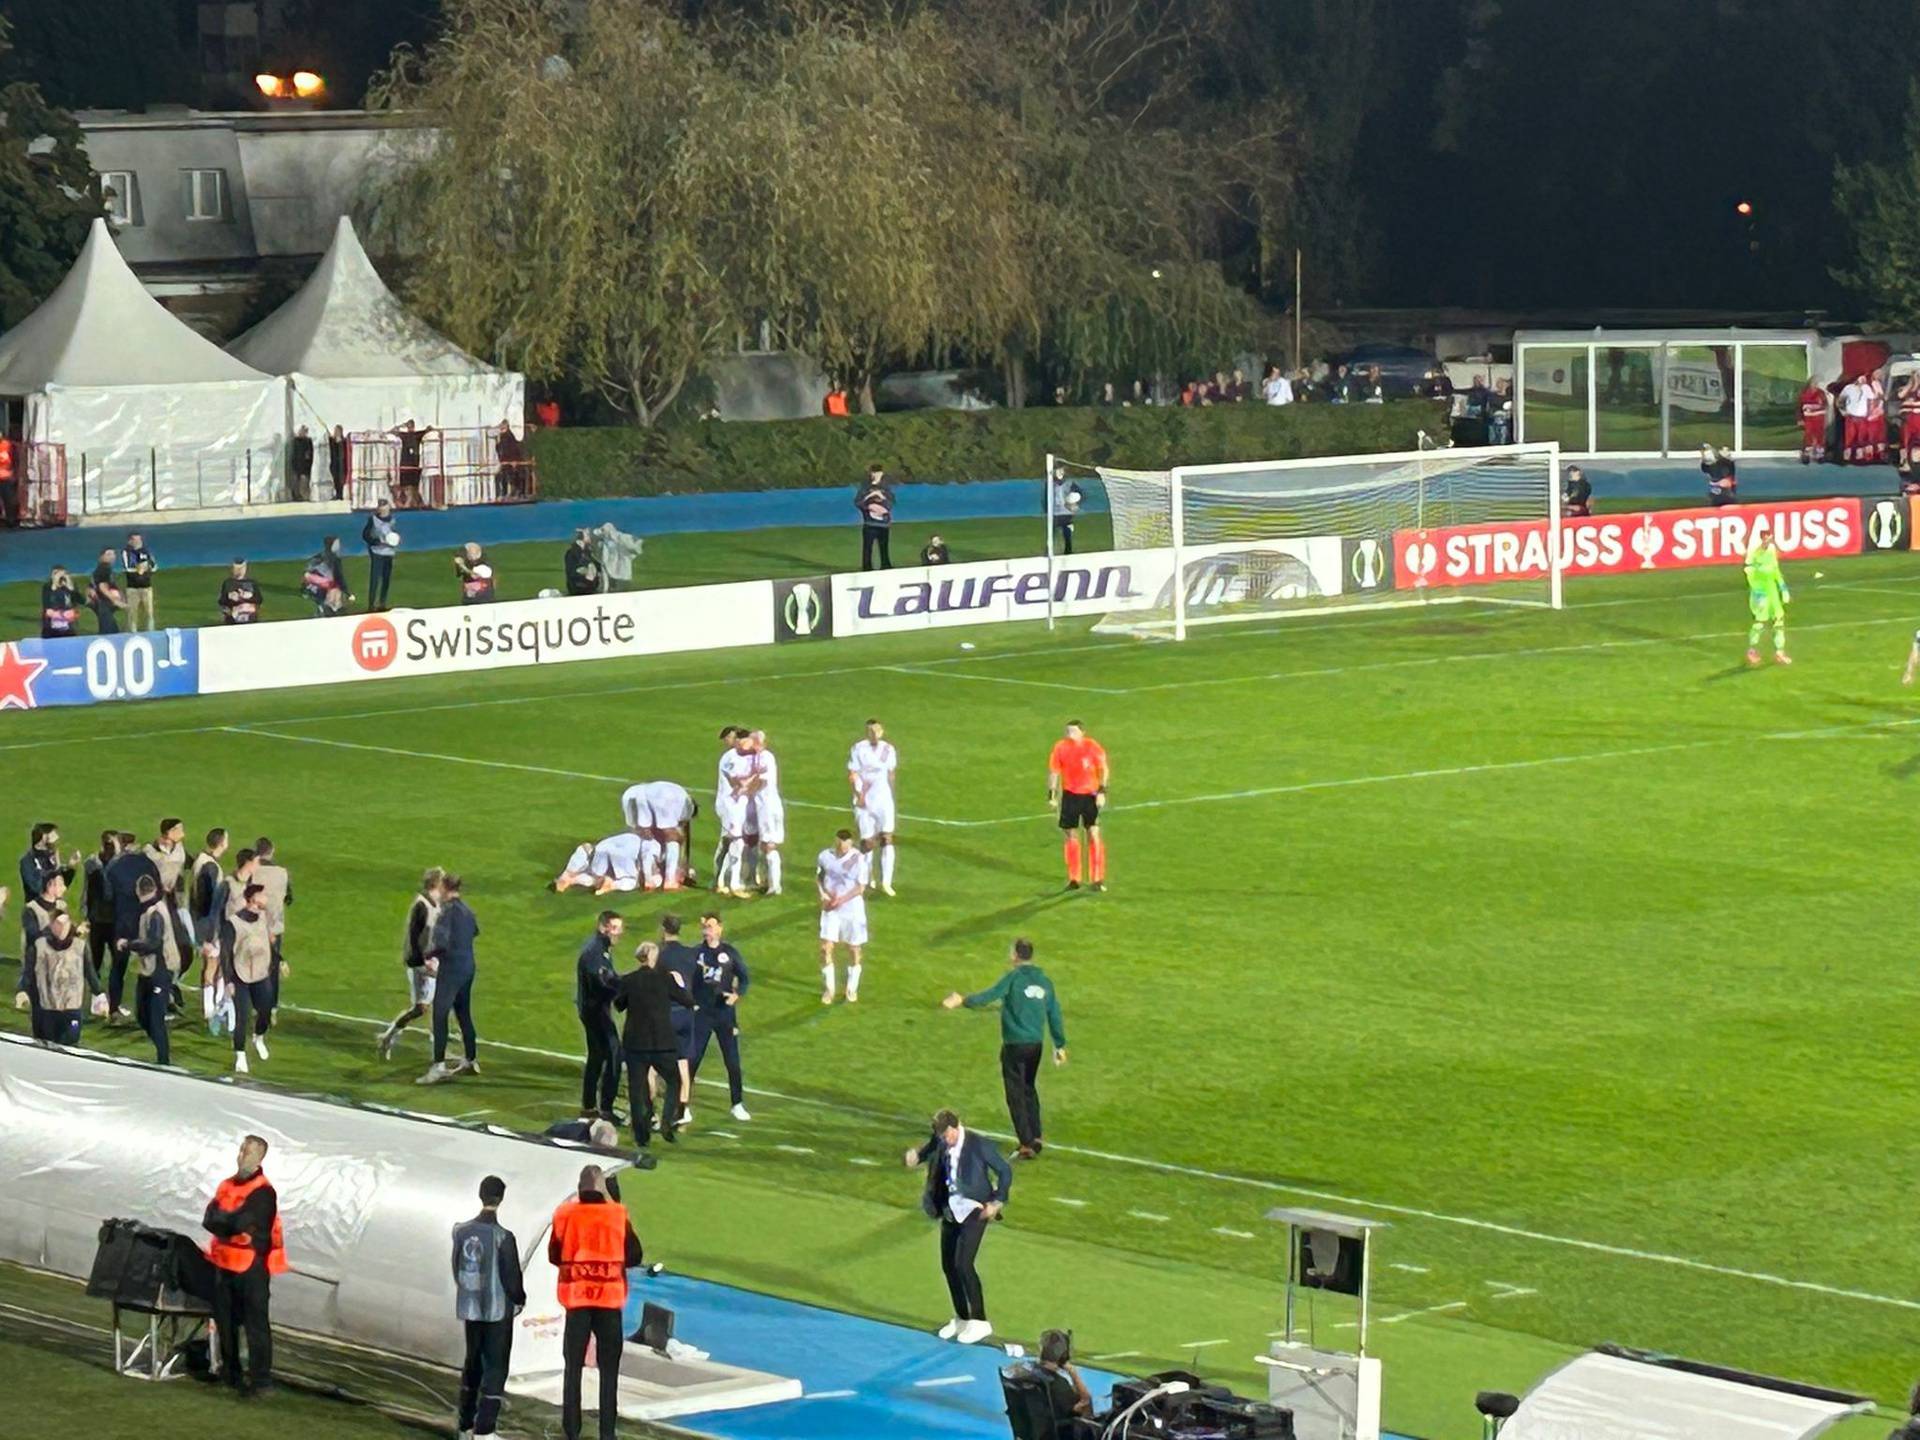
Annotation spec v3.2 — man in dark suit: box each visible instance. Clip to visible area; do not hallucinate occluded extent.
[903,1107,1012,1345]
[612,941,679,1166]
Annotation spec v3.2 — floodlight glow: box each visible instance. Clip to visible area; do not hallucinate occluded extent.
[255,74,285,97]
[292,71,325,98]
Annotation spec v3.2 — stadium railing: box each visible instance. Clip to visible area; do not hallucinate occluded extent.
[347,427,539,511]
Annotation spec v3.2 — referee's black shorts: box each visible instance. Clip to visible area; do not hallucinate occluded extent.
[1057,792,1101,830]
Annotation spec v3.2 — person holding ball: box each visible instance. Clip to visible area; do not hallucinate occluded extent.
[363,499,402,611]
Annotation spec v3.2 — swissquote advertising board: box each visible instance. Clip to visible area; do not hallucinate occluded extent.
[198,581,772,694]
[1392,497,1876,590]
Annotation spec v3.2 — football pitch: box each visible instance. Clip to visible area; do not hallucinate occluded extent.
[6,522,1920,1438]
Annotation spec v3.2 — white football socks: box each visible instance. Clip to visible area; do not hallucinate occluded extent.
[765,851,782,891]
[821,960,836,999]
[664,841,681,883]
[881,844,896,887]
[847,962,862,1000]
[640,838,663,885]
[722,838,744,889]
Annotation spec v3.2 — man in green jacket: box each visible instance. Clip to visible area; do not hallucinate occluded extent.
[941,937,1067,1160]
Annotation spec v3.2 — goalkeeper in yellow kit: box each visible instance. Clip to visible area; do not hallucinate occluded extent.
[1744,519,1791,667]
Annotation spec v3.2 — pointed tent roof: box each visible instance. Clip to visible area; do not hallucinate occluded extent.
[0,219,272,393]
[228,217,498,379]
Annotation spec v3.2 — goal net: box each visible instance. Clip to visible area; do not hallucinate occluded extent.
[1072,441,1562,639]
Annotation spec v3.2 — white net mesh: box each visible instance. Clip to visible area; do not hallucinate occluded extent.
[1086,443,1560,637]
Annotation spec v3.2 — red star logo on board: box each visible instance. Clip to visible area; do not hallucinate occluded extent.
[0,642,48,711]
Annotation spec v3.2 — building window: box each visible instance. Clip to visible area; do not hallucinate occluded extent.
[100,171,140,226]
[182,167,231,222]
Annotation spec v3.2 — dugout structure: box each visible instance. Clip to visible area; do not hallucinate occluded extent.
[0,1035,796,1421]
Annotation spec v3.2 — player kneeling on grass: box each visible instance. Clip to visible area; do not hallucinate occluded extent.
[1744,519,1792,667]
[555,833,645,894]
[377,868,444,1060]
[817,831,870,1005]
[620,780,697,890]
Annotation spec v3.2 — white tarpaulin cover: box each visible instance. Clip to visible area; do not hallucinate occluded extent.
[0,1033,621,1380]
[0,219,284,514]
[228,216,523,438]
[1503,1350,1868,1440]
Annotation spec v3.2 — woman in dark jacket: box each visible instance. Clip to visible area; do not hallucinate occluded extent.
[41,565,79,639]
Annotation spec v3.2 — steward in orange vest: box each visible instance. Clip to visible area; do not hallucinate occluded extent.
[0,435,15,527]
[549,1164,642,1440]
[203,1133,286,1394]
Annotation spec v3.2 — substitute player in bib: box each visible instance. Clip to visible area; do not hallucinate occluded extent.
[1744,520,1792,667]
[1048,721,1109,890]
[748,732,786,895]
[713,728,758,898]
[817,831,870,1005]
[621,779,696,890]
[849,719,899,896]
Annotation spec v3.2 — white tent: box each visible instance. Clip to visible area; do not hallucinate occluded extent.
[0,218,285,515]
[229,216,524,444]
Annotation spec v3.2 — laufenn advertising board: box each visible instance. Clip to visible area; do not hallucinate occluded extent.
[199,582,772,694]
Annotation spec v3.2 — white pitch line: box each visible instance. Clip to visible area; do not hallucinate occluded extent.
[1389,1262,1430,1274]
[799,1389,858,1401]
[912,1375,975,1388]
[882,664,1123,696]
[1126,1210,1170,1223]
[1178,1338,1229,1349]
[1338,1299,1469,1330]
[1089,1351,1141,1363]
[1211,1227,1255,1240]
[774,1143,816,1155]
[706,1129,739,1139]
[1051,1197,1090,1208]
[279,1003,1920,1317]
[848,1157,880,1167]
[1485,1281,1538,1301]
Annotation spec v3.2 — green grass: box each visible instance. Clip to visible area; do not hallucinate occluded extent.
[6,521,1920,1439]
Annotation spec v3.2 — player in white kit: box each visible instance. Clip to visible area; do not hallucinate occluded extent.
[747,731,786,895]
[620,779,696,890]
[714,727,759,898]
[847,718,898,896]
[554,832,645,893]
[816,829,870,1004]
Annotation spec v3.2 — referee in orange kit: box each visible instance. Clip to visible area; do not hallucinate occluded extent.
[1047,721,1109,891]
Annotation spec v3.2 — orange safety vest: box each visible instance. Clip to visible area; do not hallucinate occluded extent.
[205,1171,288,1274]
[824,391,850,417]
[0,437,14,481]
[551,1198,628,1310]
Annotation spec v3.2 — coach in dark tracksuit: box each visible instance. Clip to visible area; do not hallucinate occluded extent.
[690,923,749,1113]
[452,1175,525,1439]
[104,840,159,1015]
[576,913,624,1120]
[943,937,1068,1159]
[905,1109,1013,1342]
[422,875,480,1082]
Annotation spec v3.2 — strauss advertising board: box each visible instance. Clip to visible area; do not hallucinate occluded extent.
[1392,498,1865,589]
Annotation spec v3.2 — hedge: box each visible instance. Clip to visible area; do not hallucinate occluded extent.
[526,400,1443,498]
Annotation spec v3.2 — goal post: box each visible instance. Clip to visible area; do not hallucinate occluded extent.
[1090,442,1563,640]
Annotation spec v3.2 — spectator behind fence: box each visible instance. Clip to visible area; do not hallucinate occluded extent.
[301,537,352,616]
[1701,444,1738,505]
[564,529,601,596]
[0,429,16,526]
[391,419,431,506]
[363,500,402,611]
[41,565,79,639]
[219,558,263,625]
[455,543,497,604]
[290,426,315,503]
[1488,379,1514,443]
[494,421,526,499]
[1563,465,1593,517]
[327,424,348,501]
[920,534,950,566]
[120,532,157,632]
[86,548,124,635]
[1262,364,1293,406]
